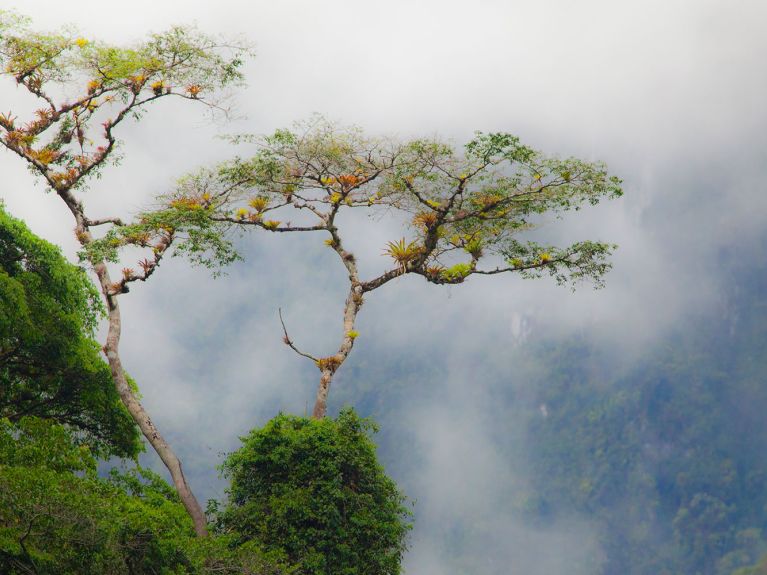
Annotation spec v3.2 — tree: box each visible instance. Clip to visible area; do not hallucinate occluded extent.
[0,11,250,534]
[0,204,140,458]
[114,117,621,418]
[216,409,411,575]
[0,417,291,574]
[0,417,190,574]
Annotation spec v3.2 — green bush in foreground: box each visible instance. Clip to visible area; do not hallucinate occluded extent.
[217,409,411,575]
[0,417,288,575]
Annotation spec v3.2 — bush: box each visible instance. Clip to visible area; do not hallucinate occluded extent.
[0,204,140,458]
[217,409,411,575]
[0,417,289,575]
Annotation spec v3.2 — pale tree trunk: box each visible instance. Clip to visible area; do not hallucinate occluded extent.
[313,369,335,419]
[62,191,208,536]
[99,273,209,536]
[312,283,363,419]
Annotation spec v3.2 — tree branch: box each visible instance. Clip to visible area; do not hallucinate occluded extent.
[278,308,319,363]
[85,216,124,227]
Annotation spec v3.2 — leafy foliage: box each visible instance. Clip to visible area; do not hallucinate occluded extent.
[84,183,243,276]
[216,409,412,575]
[0,10,249,191]
[0,10,251,285]
[0,204,139,457]
[163,117,621,287]
[0,417,289,574]
[0,417,190,574]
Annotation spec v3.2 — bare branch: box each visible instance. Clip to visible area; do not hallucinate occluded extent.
[85,216,124,227]
[211,215,326,232]
[278,308,319,363]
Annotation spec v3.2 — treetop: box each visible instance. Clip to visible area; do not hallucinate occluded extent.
[99,117,621,291]
[0,10,252,194]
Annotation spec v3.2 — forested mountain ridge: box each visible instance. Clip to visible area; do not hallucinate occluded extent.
[520,234,767,574]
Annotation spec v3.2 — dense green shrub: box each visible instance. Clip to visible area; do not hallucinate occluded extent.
[0,417,289,575]
[217,409,411,575]
[0,204,140,458]
[0,417,190,574]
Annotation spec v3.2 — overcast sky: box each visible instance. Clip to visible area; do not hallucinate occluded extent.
[2,1,766,573]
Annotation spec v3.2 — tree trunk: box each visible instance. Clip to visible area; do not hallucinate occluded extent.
[98,263,209,536]
[311,284,363,419]
[60,189,208,536]
[313,370,334,419]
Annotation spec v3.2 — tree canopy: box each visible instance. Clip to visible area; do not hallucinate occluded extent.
[93,117,621,417]
[0,417,187,574]
[216,409,411,575]
[0,416,292,574]
[0,204,140,458]
[0,10,246,191]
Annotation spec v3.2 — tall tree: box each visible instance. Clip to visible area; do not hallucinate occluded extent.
[0,11,250,534]
[99,117,622,418]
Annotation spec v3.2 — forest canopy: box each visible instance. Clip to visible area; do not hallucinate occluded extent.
[0,204,140,458]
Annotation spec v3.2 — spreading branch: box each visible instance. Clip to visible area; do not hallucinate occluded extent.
[147,117,621,418]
